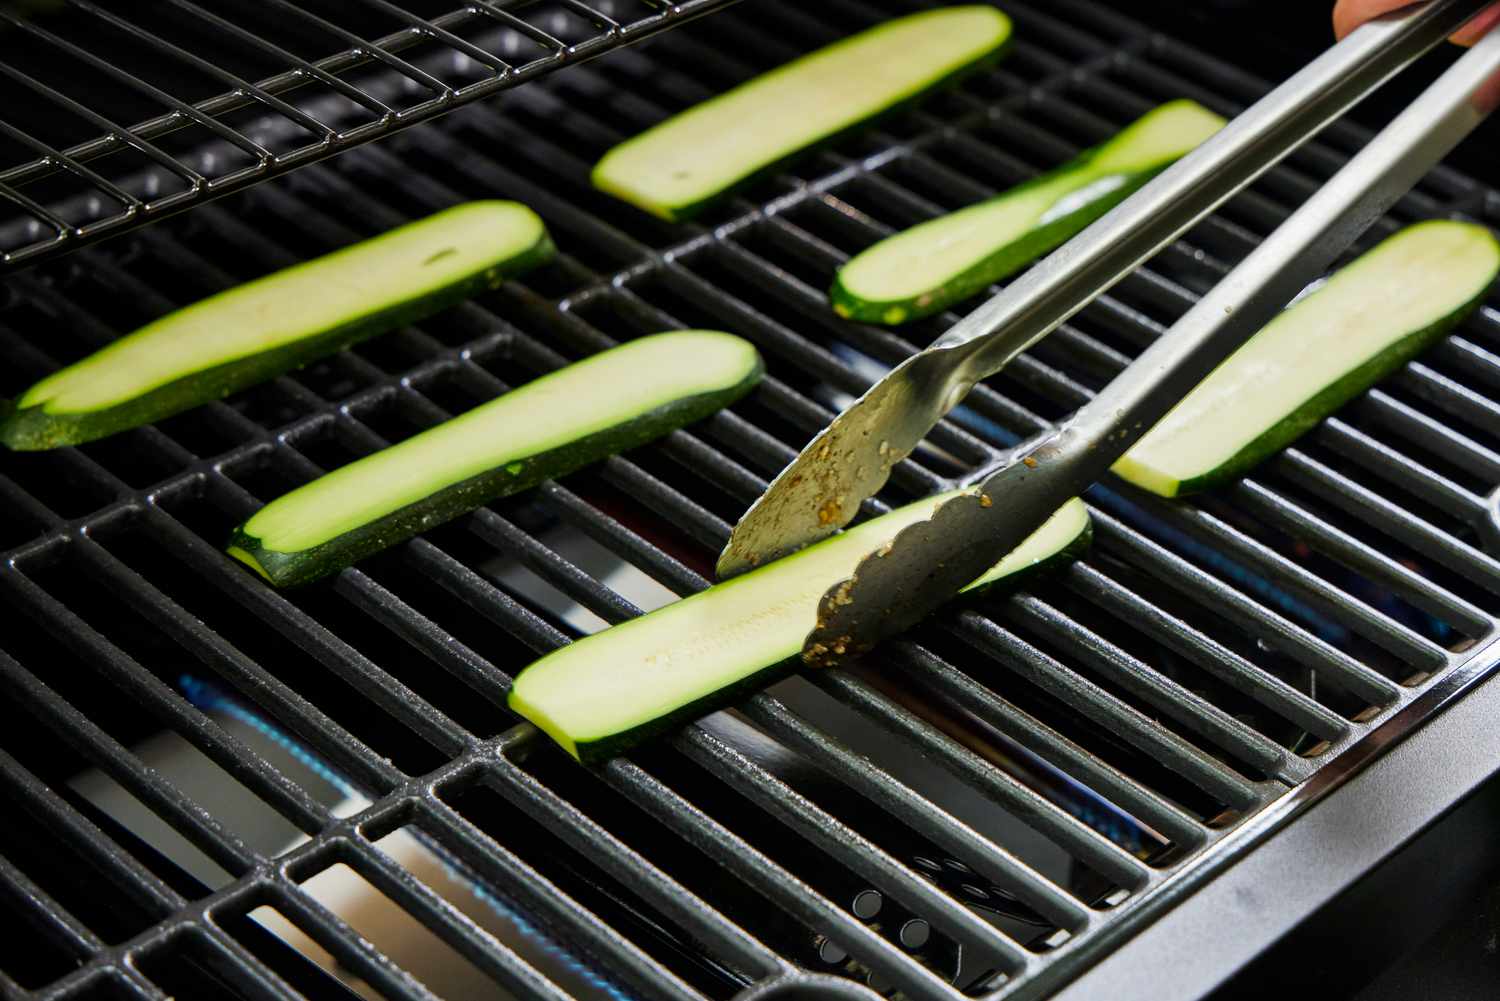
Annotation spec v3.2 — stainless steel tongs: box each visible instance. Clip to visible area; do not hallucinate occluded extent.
[718,0,1500,668]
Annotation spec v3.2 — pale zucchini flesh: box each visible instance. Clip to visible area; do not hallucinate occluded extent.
[1114,220,1500,497]
[509,494,1090,762]
[592,6,1013,221]
[831,100,1226,324]
[228,331,763,587]
[1,201,554,450]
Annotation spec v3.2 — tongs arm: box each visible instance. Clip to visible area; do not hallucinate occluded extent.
[805,16,1500,667]
[937,0,1500,380]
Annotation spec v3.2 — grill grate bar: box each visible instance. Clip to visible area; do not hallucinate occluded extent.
[208,925,343,1001]
[1358,388,1500,484]
[883,642,1207,853]
[795,666,1155,887]
[0,648,262,879]
[0,746,185,916]
[93,513,397,820]
[1091,514,1403,705]
[1001,595,1292,778]
[1317,418,1491,524]
[183,508,478,762]
[741,695,1096,931]
[1061,562,1352,744]
[1400,361,1500,432]
[0,467,61,530]
[350,0,515,76]
[1117,493,1451,668]
[0,59,201,195]
[1230,479,1494,635]
[1435,335,1500,393]
[0,848,105,961]
[1276,450,1500,598]
[263,858,447,1001]
[259,0,449,97]
[949,613,1264,812]
[348,808,684,1001]
[601,755,978,1001]
[331,569,516,704]
[471,510,648,624]
[0,92,148,216]
[486,751,791,983]
[129,509,438,775]
[406,536,574,662]
[4,541,337,831]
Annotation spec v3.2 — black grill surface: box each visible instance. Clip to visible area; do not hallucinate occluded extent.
[3,1,1500,999]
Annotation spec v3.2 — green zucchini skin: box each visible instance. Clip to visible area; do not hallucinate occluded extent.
[592,7,1014,222]
[565,518,1094,764]
[1169,299,1486,497]
[1115,220,1500,497]
[829,100,1226,325]
[1,204,555,451]
[509,496,1090,765]
[829,164,1153,326]
[228,333,764,587]
[633,47,1013,224]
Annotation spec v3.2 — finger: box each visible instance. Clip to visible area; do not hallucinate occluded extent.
[1452,3,1500,45]
[1332,0,1414,41]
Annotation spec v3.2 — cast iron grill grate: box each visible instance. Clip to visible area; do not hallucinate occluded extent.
[2,1,1500,1000]
[0,0,740,269]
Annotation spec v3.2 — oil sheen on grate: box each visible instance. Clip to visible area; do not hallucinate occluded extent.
[2,1,1500,1000]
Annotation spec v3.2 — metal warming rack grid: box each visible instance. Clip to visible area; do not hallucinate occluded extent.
[2,1,1500,999]
[0,0,739,268]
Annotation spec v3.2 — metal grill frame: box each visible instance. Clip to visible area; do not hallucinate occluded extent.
[3,1,1500,1000]
[0,0,741,269]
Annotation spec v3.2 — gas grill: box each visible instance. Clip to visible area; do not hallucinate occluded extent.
[3,1,1500,999]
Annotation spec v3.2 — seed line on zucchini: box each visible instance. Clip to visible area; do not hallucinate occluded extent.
[1,201,555,450]
[1115,220,1500,497]
[509,493,1090,763]
[831,100,1227,325]
[228,331,764,587]
[592,6,1014,221]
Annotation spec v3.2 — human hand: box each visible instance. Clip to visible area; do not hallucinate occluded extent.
[1333,0,1500,46]
[1334,0,1500,111]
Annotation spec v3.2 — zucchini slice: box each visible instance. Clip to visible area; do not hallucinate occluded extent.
[591,6,1013,221]
[509,493,1090,763]
[228,331,763,587]
[1,201,554,450]
[1115,220,1500,497]
[831,100,1226,325]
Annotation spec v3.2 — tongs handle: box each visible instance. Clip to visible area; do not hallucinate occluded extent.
[929,0,1496,384]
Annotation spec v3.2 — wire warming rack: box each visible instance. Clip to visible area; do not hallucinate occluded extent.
[0,0,741,269]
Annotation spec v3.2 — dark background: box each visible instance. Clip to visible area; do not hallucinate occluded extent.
[1128,0,1498,176]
